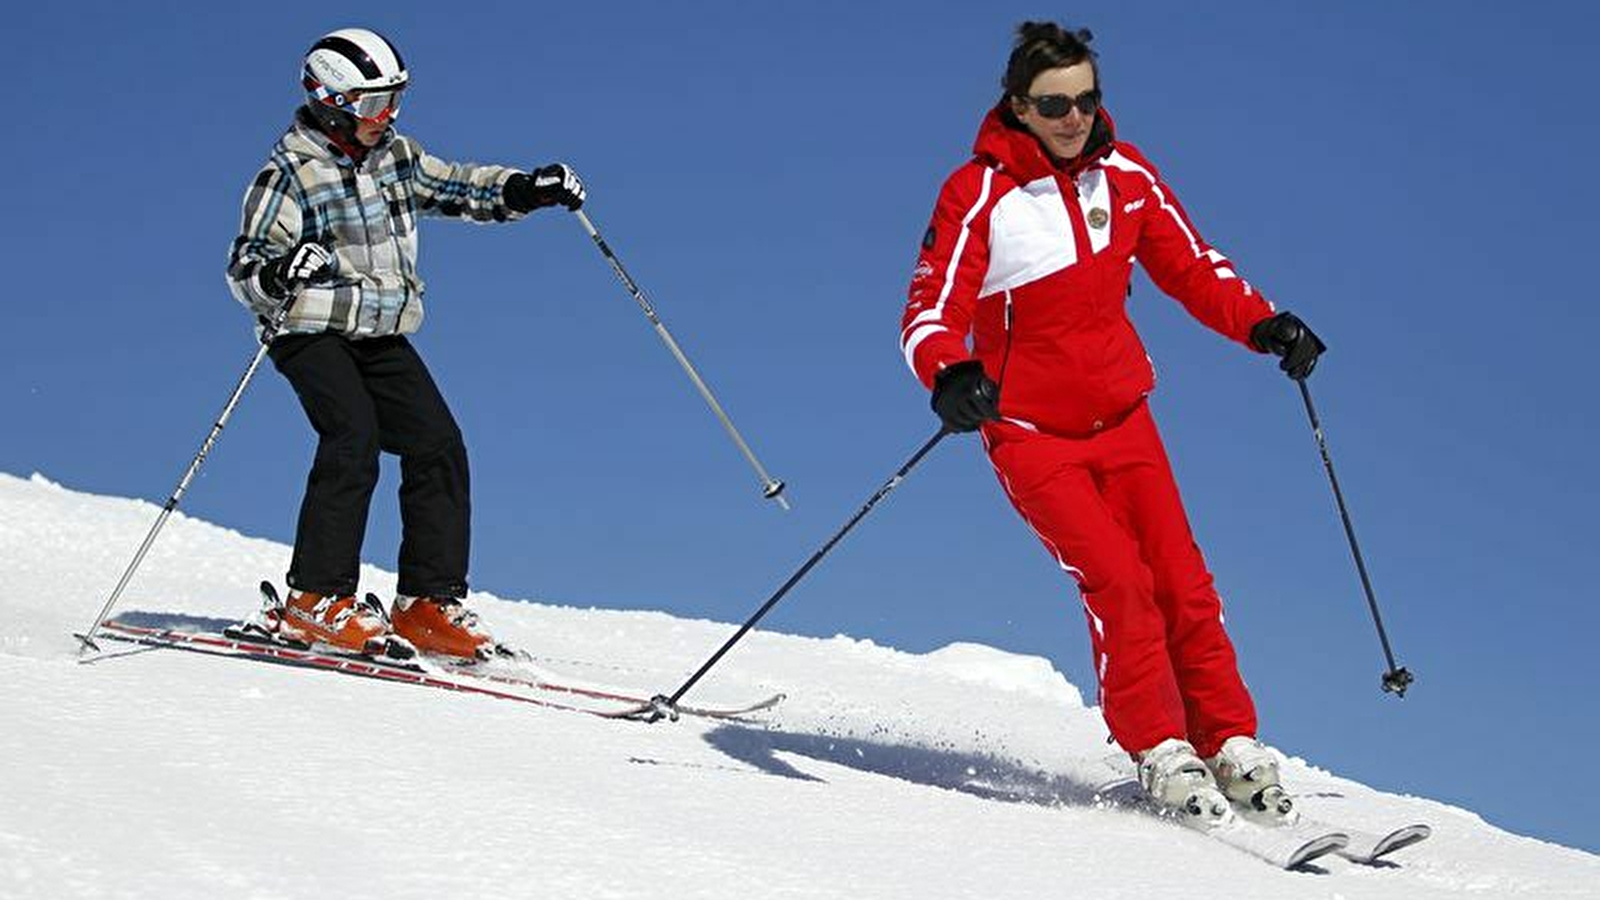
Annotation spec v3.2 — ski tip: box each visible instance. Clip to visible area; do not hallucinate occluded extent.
[1288,833,1350,869]
[1365,824,1431,860]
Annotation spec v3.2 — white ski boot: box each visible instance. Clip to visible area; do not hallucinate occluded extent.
[1207,735,1292,816]
[1138,738,1233,825]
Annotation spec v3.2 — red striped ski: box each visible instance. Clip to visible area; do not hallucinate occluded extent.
[90,619,783,721]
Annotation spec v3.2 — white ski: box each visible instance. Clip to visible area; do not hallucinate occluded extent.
[1231,800,1430,864]
[1318,819,1431,863]
[1095,776,1347,869]
[1183,813,1348,869]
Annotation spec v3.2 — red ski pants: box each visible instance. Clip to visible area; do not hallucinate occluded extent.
[983,403,1256,758]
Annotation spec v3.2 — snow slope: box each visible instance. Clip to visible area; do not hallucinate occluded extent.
[1,472,1594,899]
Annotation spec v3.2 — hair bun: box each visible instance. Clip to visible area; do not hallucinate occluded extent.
[1017,21,1061,41]
[1014,21,1094,48]
[1002,20,1100,101]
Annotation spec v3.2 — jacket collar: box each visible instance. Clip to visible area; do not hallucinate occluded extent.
[972,103,1116,183]
[284,106,394,166]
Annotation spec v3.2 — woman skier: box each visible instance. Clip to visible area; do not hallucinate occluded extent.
[900,21,1325,821]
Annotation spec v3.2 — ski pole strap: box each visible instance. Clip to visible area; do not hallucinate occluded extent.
[258,296,297,345]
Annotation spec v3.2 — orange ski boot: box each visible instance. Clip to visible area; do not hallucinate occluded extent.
[278,590,390,654]
[389,596,493,660]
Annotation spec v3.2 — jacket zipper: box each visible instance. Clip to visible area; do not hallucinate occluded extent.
[995,290,1015,417]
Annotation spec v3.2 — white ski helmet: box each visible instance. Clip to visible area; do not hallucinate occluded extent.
[302,28,408,125]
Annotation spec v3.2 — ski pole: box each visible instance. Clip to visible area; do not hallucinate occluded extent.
[573,208,789,511]
[75,304,293,654]
[1296,378,1413,697]
[628,427,950,722]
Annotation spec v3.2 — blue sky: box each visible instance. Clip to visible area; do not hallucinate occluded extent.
[3,1,1596,852]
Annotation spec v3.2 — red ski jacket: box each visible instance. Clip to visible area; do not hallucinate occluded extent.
[901,106,1276,436]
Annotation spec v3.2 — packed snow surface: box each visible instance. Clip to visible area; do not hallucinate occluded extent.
[1,472,1594,898]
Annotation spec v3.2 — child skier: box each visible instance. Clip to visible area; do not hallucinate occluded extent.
[226,28,586,659]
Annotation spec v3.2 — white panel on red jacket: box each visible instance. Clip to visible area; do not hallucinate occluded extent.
[982,176,1079,297]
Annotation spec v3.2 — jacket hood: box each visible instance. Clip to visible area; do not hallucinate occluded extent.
[972,103,1117,183]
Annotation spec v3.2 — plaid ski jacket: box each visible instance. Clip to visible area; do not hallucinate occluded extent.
[227,109,526,338]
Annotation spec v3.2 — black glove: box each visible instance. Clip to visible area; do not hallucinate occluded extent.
[1250,311,1326,381]
[504,163,586,212]
[258,242,335,300]
[931,360,1001,433]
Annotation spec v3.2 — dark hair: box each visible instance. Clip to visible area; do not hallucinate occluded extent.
[1001,21,1098,101]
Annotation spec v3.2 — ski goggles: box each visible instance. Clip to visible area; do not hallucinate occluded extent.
[308,81,404,123]
[1021,89,1101,119]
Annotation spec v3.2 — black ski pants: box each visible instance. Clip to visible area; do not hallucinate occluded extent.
[268,333,470,599]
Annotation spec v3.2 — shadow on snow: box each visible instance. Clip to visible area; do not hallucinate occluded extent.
[696,723,1129,809]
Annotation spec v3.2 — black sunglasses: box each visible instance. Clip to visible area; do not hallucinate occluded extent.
[1023,89,1101,119]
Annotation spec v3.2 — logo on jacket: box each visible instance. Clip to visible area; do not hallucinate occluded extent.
[1087,207,1109,229]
